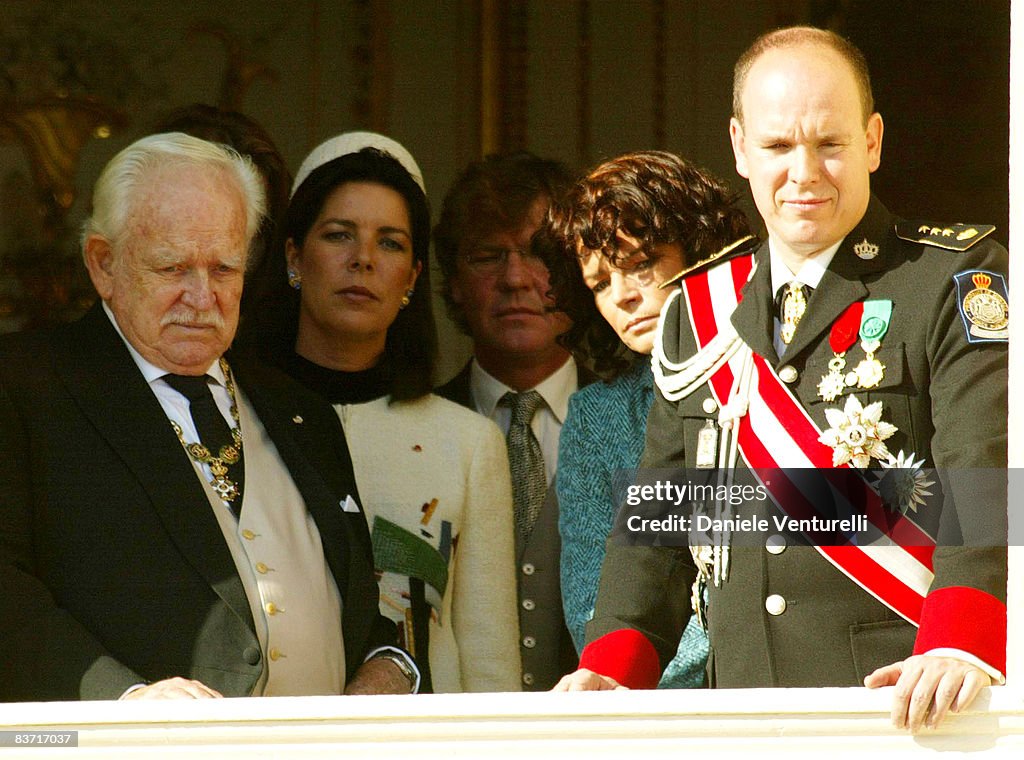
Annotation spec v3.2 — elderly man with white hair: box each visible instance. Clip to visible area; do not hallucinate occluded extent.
[0,132,416,701]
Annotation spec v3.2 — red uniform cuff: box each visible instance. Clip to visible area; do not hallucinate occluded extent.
[578,629,661,689]
[913,586,1006,675]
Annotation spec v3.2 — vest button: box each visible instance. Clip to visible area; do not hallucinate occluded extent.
[522,672,535,686]
[522,635,536,648]
[521,563,535,576]
[765,594,787,616]
[522,598,536,611]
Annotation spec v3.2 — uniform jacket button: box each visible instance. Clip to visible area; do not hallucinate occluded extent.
[702,397,718,414]
[765,534,787,555]
[778,365,798,384]
[765,594,787,616]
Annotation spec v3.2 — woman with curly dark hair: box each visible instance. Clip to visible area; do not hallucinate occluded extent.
[543,150,755,687]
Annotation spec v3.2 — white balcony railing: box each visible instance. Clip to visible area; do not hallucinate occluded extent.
[2,687,1024,758]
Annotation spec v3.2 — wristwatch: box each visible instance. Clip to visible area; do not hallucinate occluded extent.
[371,650,418,693]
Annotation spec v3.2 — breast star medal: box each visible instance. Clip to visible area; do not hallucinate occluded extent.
[817,301,864,402]
[877,450,935,516]
[817,394,898,469]
[849,300,892,390]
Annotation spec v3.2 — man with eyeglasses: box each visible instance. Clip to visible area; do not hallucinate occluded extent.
[435,152,584,691]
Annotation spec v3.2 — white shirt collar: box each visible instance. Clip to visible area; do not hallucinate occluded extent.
[101,301,224,386]
[768,238,844,298]
[469,355,576,423]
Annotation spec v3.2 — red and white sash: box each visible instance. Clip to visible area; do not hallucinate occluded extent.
[678,254,934,624]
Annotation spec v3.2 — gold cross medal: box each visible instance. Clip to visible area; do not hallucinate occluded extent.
[849,300,892,390]
[210,468,240,503]
[817,301,864,401]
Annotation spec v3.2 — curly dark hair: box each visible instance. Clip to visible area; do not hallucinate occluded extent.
[542,150,754,376]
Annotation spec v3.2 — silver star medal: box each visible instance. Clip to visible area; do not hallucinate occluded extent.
[817,356,849,402]
[877,450,935,515]
[818,394,898,469]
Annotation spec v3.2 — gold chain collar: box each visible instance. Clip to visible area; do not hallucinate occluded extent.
[170,357,243,502]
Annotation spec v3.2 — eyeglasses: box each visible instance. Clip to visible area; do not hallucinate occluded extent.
[461,245,548,274]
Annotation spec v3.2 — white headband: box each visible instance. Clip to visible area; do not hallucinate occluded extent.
[290,131,425,198]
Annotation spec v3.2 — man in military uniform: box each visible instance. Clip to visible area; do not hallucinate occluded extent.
[554,26,1007,733]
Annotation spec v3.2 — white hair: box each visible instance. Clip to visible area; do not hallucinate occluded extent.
[81,132,266,263]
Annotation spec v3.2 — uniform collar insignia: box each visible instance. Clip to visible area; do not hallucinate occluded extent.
[853,238,879,260]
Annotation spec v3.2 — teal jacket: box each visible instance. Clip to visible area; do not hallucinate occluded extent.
[557,360,708,688]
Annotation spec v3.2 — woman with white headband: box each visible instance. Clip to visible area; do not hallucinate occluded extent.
[241,132,521,693]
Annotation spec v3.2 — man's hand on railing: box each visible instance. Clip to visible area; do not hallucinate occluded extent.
[551,669,627,692]
[865,655,992,732]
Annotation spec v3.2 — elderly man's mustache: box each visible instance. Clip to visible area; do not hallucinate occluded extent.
[161,309,226,329]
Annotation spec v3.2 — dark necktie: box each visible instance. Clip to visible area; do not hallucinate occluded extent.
[776,281,813,346]
[164,373,244,514]
[502,390,547,544]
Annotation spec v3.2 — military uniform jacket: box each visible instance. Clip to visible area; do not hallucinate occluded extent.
[581,196,1008,689]
[0,304,397,700]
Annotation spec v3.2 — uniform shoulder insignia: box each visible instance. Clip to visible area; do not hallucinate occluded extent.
[953,269,1008,343]
[896,220,996,251]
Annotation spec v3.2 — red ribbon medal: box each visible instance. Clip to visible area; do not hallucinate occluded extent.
[817,301,864,401]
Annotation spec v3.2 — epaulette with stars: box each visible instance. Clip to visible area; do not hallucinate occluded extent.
[895,220,996,251]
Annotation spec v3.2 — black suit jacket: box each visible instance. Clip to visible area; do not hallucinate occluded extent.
[437,359,591,690]
[0,304,395,701]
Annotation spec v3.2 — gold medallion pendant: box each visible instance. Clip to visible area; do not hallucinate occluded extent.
[851,301,892,390]
[852,339,885,389]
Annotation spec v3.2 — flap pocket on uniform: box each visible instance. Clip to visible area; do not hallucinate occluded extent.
[849,618,916,681]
